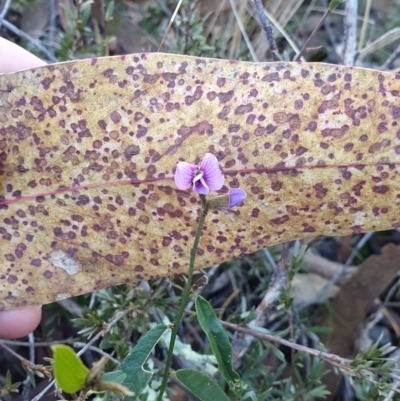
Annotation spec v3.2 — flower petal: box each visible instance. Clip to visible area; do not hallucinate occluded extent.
[200,153,224,191]
[174,162,197,190]
[228,188,247,208]
[193,176,209,194]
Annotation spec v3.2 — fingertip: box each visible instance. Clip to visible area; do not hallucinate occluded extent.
[0,37,46,72]
[0,306,42,339]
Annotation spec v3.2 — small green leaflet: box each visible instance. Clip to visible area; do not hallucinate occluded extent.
[176,369,230,401]
[195,295,241,395]
[120,324,169,400]
[51,345,90,394]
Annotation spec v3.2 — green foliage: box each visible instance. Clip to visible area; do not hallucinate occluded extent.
[328,0,345,11]
[51,345,89,394]
[120,324,169,400]
[195,295,241,396]
[176,369,230,401]
[73,286,156,360]
[351,340,396,372]
[0,371,21,398]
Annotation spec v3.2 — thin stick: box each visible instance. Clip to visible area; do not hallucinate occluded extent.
[0,342,28,363]
[232,254,288,362]
[382,42,400,70]
[183,308,400,393]
[22,333,35,401]
[73,343,120,366]
[0,19,58,62]
[252,0,279,61]
[342,0,358,65]
[228,0,258,62]
[0,0,12,23]
[157,0,184,52]
[0,338,74,347]
[294,8,330,61]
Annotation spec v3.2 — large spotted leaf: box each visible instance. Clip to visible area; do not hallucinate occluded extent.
[0,54,399,309]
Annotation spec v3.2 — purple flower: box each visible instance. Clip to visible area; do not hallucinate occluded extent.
[174,153,224,195]
[227,188,247,208]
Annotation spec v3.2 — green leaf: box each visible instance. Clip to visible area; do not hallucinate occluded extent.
[51,345,90,394]
[176,369,230,401]
[121,324,168,399]
[195,295,241,395]
[102,370,127,384]
[105,1,115,21]
[328,0,345,11]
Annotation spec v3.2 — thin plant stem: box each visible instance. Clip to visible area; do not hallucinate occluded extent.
[294,8,330,61]
[157,195,207,400]
[158,0,184,52]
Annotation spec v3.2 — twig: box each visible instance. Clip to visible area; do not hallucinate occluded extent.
[31,380,56,401]
[294,7,331,61]
[342,0,358,65]
[0,338,74,347]
[252,0,278,61]
[186,309,400,394]
[232,249,289,363]
[0,19,58,62]
[0,342,29,363]
[384,273,400,305]
[218,288,239,320]
[22,333,35,401]
[73,343,120,366]
[382,42,400,70]
[157,0,184,52]
[228,0,258,62]
[0,0,12,24]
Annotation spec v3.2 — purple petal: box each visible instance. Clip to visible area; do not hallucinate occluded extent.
[174,162,197,190]
[228,188,247,208]
[193,176,209,194]
[200,153,224,191]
